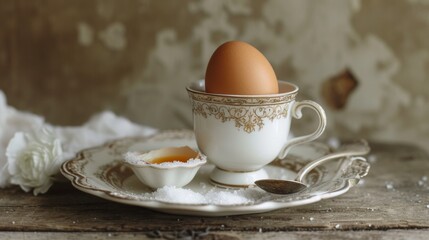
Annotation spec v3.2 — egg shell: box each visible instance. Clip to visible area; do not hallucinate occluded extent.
[205,41,279,95]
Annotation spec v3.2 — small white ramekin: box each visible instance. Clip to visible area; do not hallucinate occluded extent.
[123,146,206,189]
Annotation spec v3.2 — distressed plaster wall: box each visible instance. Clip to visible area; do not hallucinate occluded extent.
[0,0,428,150]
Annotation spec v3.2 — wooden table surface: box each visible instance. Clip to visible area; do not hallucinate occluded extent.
[1,142,429,240]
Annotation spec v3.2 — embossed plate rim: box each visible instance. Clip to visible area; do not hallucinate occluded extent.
[60,130,370,216]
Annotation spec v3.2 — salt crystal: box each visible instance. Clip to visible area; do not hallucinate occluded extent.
[368,155,377,163]
[259,228,262,233]
[12,221,15,224]
[108,233,112,237]
[385,182,394,190]
[73,221,76,224]
[335,224,341,229]
[221,225,225,228]
[302,217,305,220]
[309,217,314,221]
[123,151,147,164]
[426,205,429,209]
[422,176,428,181]
[418,181,424,186]
[368,224,372,227]
[327,138,340,149]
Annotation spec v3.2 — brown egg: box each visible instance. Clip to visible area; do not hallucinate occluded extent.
[205,41,278,95]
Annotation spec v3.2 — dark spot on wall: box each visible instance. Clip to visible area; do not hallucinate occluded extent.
[322,69,358,110]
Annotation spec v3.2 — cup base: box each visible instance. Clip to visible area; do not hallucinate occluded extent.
[209,167,269,188]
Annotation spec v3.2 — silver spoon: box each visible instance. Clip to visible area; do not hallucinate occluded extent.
[255,140,370,194]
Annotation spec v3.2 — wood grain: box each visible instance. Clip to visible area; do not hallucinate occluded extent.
[0,142,428,236]
[1,230,429,240]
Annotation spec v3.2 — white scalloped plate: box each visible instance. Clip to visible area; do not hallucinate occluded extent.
[60,130,370,216]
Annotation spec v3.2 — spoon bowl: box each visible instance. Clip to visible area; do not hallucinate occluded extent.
[255,140,370,194]
[255,179,307,195]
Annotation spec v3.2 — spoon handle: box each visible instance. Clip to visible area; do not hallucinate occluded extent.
[295,140,370,183]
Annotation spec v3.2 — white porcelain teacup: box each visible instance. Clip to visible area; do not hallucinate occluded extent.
[187,80,327,187]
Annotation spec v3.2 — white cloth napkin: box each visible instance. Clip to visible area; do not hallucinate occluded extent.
[0,90,156,195]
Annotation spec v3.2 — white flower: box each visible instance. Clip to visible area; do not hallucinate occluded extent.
[6,127,63,195]
[0,90,45,187]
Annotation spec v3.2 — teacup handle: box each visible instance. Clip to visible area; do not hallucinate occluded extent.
[278,100,327,160]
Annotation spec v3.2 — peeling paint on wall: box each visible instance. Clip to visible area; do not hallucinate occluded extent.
[77,22,93,46]
[99,22,127,51]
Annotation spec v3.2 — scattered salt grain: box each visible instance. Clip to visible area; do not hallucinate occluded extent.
[199,182,207,189]
[12,221,15,224]
[385,182,394,190]
[309,217,314,221]
[108,233,112,237]
[259,228,263,233]
[368,154,377,163]
[335,224,341,229]
[418,176,428,186]
[327,138,340,149]
[426,205,429,209]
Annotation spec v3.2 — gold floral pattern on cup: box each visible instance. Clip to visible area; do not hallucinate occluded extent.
[187,91,297,106]
[187,91,297,133]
